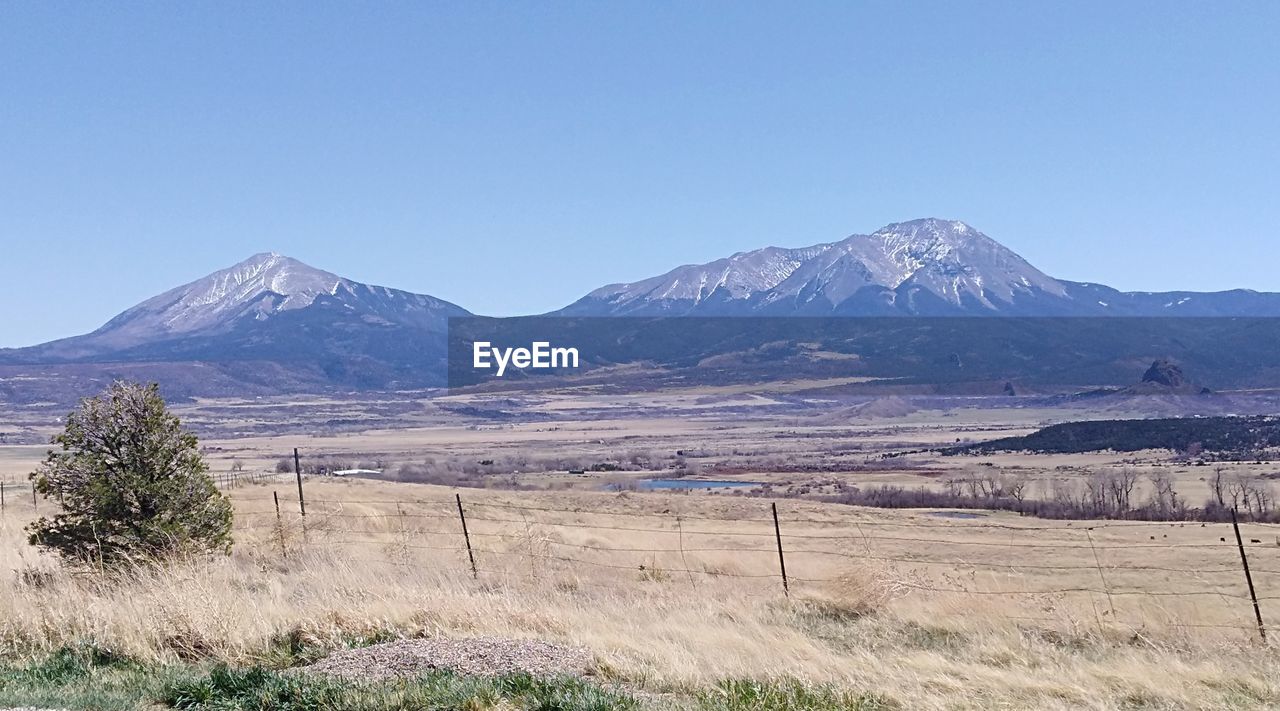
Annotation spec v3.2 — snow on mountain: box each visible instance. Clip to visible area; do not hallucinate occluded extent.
[13,253,469,361]
[99,252,348,339]
[560,219,1073,316]
[581,245,828,306]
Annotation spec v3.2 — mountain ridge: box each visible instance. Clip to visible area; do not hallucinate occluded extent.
[0,254,469,399]
[7,252,469,364]
[555,218,1280,317]
[5,218,1280,403]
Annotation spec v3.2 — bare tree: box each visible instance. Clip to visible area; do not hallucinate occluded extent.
[1210,466,1227,507]
[1148,470,1180,519]
[1002,473,1029,507]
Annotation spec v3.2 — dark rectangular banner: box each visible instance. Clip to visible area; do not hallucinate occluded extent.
[447,316,1280,392]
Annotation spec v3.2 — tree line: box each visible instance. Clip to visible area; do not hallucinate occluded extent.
[813,467,1280,523]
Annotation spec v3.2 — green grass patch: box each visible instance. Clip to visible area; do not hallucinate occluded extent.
[0,647,641,711]
[696,678,898,710]
[164,665,641,710]
[0,643,184,711]
[1,646,897,711]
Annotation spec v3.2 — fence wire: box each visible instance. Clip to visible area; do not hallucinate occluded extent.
[215,487,1280,638]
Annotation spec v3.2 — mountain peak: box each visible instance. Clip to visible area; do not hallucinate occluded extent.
[175,253,345,320]
[560,218,1070,316]
[72,251,471,353]
[867,218,990,254]
[12,252,468,368]
[875,217,975,234]
[3,251,471,393]
[88,253,345,340]
[857,217,1065,299]
[217,252,342,301]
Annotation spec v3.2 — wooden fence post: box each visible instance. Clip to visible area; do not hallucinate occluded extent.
[456,493,477,578]
[293,448,306,517]
[1232,507,1267,642]
[274,491,287,559]
[772,502,789,598]
[1085,528,1116,619]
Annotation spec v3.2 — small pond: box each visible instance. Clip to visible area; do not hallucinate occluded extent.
[614,479,763,491]
[924,510,990,519]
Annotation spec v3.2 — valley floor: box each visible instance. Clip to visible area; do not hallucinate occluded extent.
[3,385,1280,709]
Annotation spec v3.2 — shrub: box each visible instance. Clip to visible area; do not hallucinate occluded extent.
[27,381,233,566]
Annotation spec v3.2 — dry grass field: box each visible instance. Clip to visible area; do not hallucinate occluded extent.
[2,474,1279,708]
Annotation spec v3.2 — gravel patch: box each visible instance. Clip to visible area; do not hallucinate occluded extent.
[302,637,595,681]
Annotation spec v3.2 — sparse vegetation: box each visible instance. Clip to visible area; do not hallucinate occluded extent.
[392,450,675,488]
[810,468,1280,522]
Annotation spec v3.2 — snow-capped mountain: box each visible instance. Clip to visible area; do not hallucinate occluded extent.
[556,218,1280,317]
[105,252,374,339]
[15,252,468,362]
[558,219,1060,315]
[2,254,469,395]
[91,252,462,347]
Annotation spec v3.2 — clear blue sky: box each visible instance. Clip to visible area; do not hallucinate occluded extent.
[3,1,1278,346]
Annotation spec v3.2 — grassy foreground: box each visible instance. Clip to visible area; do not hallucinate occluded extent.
[3,480,1280,709]
[0,645,892,711]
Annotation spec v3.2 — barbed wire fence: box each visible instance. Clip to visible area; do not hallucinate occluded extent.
[2,465,1276,643]
[225,474,1279,643]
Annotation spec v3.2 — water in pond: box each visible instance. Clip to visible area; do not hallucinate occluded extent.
[623,479,762,491]
[924,510,989,519]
